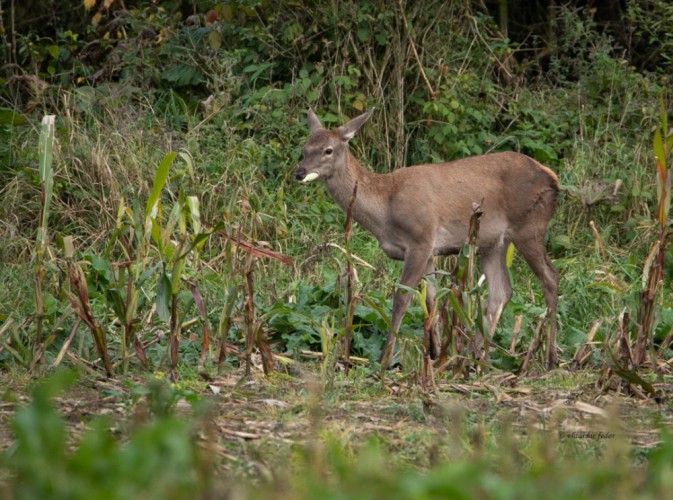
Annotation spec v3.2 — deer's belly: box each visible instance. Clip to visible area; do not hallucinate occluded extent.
[379,240,405,260]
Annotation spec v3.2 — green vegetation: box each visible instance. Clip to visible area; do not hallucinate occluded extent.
[1,1,672,497]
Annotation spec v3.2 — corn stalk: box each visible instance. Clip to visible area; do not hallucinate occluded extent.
[635,95,672,367]
[34,115,55,360]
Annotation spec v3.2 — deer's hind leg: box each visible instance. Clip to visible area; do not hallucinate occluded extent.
[513,232,559,369]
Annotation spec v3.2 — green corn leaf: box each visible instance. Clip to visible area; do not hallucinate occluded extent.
[126,289,139,324]
[447,291,471,326]
[178,195,187,237]
[654,129,665,172]
[164,200,182,245]
[395,283,421,296]
[156,272,172,322]
[138,263,161,286]
[660,170,671,229]
[178,150,195,180]
[105,288,126,321]
[186,196,201,234]
[171,258,185,294]
[150,217,163,252]
[131,196,144,249]
[178,222,225,260]
[37,115,56,247]
[145,152,177,235]
[38,115,55,184]
[660,94,668,144]
[115,197,126,229]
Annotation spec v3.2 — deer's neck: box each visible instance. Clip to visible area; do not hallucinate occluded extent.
[324,152,388,238]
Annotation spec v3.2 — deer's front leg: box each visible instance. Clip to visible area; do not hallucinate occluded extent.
[379,246,433,368]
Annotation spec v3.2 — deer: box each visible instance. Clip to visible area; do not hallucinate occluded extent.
[294,108,560,370]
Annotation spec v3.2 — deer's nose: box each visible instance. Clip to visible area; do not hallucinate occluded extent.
[294,167,306,181]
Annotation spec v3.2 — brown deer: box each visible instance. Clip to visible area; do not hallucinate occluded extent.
[294,109,560,369]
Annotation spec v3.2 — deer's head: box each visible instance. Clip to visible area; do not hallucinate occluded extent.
[294,108,373,184]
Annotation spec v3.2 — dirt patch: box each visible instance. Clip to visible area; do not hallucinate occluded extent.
[1,366,670,472]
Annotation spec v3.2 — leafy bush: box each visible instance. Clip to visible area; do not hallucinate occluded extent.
[265,278,400,360]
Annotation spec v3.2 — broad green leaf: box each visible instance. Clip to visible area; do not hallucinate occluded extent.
[150,217,163,252]
[164,200,182,244]
[125,289,139,324]
[654,128,666,181]
[186,196,201,234]
[38,115,55,184]
[181,232,210,260]
[171,259,185,294]
[131,196,144,249]
[178,150,195,180]
[145,152,177,233]
[220,4,233,21]
[178,196,187,236]
[660,170,672,228]
[395,283,420,296]
[138,263,161,286]
[161,239,177,262]
[218,285,240,336]
[447,292,471,326]
[116,197,126,229]
[105,288,126,320]
[660,94,667,143]
[37,115,56,247]
[156,272,172,322]
[179,222,226,260]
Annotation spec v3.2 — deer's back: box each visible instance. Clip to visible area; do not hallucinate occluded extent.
[383,152,558,251]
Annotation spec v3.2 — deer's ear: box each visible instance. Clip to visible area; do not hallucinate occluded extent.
[307,108,324,135]
[339,108,374,142]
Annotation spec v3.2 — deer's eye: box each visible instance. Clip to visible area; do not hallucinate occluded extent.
[324,148,333,156]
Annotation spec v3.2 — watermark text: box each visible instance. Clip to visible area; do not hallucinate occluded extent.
[559,431,615,440]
